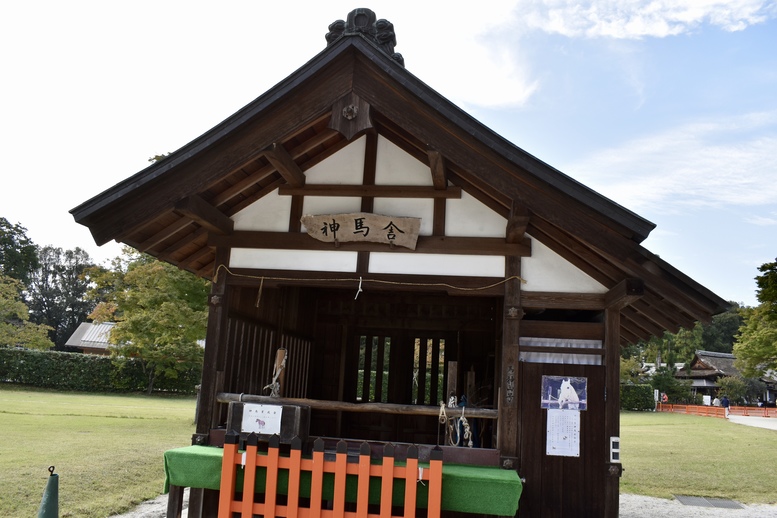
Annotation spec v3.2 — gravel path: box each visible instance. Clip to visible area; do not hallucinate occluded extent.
[110,491,777,518]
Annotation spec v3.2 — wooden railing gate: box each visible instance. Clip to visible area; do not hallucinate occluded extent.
[218,432,443,518]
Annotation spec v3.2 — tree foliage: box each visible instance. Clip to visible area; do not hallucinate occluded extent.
[716,376,747,405]
[0,274,54,350]
[734,304,777,377]
[0,217,39,286]
[755,258,777,318]
[26,246,95,348]
[650,365,695,404]
[90,249,209,394]
[734,259,777,378]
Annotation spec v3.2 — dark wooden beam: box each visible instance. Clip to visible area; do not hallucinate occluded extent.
[208,231,531,256]
[498,256,521,460]
[604,307,621,518]
[605,278,644,310]
[277,184,462,198]
[263,142,306,187]
[137,218,195,252]
[427,148,447,190]
[506,201,530,244]
[158,227,208,260]
[213,163,275,207]
[174,195,234,235]
[213,125,338,208]
[520,321,605,340]
[328,91,373,141]
[522,292,606,310]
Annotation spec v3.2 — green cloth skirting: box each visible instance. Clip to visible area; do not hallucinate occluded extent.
[164,445,521,516]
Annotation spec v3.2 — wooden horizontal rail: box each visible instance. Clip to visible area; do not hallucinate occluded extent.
[216,392,499,419]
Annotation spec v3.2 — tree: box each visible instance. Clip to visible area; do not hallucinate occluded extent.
[716,376,747,405]
[0,217,39,286]
[620,357,645,384]
[734,259,777,378]
[650,365,695,404]
[26,246,95,348]
[0,274,54,350]
[90,249,209,394]
[734,304,777,377]
[755,258,777,319]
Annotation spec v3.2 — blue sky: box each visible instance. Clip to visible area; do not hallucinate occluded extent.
[1,1,775,307]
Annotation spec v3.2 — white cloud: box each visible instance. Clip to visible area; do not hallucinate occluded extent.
[514,0,777,39]
[565,110,777,211]
[745,215,777,226]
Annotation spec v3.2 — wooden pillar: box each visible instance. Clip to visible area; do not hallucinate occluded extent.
[194,246,232,438]
[189,247,231,518]
[498,256,522,464]
[604,307,622,518]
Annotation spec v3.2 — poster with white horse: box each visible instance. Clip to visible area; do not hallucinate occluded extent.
[540,376,588,410]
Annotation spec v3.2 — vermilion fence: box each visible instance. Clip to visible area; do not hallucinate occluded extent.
[218,432,443,518]
[656,404,777,418]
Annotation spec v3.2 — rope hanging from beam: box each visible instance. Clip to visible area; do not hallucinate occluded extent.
[213,263,526,293]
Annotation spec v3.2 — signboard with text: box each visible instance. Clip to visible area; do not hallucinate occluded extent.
[301,213,421,250]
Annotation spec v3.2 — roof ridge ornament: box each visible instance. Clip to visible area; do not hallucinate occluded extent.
[326,8,404,66]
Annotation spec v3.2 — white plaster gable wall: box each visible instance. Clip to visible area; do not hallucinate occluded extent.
[446,191,506,238]
[232,189,292,232]
[369,253,505,277]
[228,134,608,292]
[230,248,358,272]
[305,135,366,184]
[374,136,432,185]
[521,235,607,293]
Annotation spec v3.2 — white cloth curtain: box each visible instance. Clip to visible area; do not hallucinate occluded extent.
[519,337,603,365]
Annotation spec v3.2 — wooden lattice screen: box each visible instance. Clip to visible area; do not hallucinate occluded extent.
[218,432,443,518]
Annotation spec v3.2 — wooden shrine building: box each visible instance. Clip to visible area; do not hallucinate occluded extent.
[71,9,728,518]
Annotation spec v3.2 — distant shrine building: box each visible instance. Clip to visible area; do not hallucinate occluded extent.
[72,9,727,518]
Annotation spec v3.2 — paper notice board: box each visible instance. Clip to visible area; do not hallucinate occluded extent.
[546,408,580,457]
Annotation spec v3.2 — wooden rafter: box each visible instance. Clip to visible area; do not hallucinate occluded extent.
[174,195,234,235]
[137,218,195,253]
[263,143,306,187]
[605,278,644,309]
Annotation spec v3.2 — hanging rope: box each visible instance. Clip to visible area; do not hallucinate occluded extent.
[438,400,474,448]
[213,264,525,293]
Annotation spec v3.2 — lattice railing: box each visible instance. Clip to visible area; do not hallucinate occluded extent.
[218,432,443,518]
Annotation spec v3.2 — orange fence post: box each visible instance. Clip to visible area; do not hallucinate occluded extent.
[262,435,280,517]
[218,431,240,518]
[427,447,444,518]
[241,433,259,518]
[356,442,372,518]
[309,438,325,516]
[379,444,395,518]
[403,445,419,518]
[333,440,348,517]
[286,437,302,517]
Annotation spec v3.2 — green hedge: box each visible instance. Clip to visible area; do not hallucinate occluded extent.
[0,348,200,394]
[621,384,655,411]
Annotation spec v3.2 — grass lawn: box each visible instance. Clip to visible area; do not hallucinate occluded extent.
[3,388,776,516]
[620,411,777,504]
[0,384,195,517]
